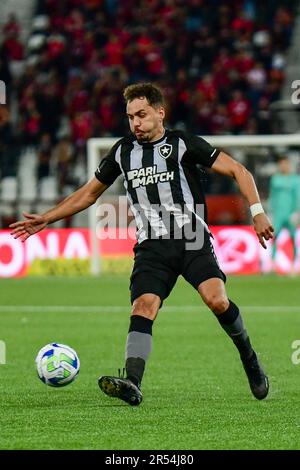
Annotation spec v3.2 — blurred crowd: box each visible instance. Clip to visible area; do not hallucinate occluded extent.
[0,0,296,191]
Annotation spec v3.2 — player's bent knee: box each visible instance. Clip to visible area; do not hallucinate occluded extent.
[131,294,160,320]
[204,295,229,314]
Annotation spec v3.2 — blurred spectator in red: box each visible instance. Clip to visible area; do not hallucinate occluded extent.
[196,73,217,102]
[65,9,84,41]
[3,13,21,37]
[71,111,94,147]
[211,104,231,135]
[105,34,124,67]
[2,34,24,61]
[228,90,252,134]
[20,99,42,145]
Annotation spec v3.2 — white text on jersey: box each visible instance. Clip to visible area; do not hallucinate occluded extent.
[127,165,174,189]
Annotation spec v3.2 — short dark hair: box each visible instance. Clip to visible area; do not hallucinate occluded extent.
[277,155,288,163]
[123,83,164,107]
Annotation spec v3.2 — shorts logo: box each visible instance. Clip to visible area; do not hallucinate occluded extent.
[158,143,172,159]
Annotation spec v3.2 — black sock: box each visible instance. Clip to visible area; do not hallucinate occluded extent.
[215,300,253,360]
[126,357,145,387]
[125,315,153,387]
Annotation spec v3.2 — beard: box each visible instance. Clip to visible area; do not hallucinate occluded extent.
[135,131,150,143]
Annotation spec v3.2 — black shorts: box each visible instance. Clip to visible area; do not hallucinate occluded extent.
[130,235,226,305]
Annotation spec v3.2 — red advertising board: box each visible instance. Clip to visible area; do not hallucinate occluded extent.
[0,227,298,277]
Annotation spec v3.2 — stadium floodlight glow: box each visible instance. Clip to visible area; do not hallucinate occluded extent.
[87,134,300,275]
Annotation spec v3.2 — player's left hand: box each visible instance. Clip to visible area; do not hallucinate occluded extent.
[253,213,274,249]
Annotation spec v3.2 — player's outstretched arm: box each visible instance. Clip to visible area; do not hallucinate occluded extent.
[211,151,274,249]
[10,177,108,242]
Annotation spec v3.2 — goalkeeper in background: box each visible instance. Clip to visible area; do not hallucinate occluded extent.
[269,155,300,273]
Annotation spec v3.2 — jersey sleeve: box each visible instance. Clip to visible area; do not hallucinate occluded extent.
[183,132,220,167]
[95,140,122,186]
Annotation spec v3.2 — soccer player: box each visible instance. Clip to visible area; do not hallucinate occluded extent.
[269,156,300,273]
[10,83,274,406]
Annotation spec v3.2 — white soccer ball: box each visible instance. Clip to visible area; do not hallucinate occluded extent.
[35,343,80,387]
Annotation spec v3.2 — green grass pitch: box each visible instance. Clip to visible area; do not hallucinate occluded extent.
[0,274,300,450]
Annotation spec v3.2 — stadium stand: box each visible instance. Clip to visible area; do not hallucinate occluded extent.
[0,0,298,227]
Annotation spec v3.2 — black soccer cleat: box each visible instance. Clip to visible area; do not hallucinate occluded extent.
[98,375,143,406]
[241,351,269,400]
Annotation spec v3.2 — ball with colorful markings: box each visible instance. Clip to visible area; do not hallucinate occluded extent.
[35,343,80,387]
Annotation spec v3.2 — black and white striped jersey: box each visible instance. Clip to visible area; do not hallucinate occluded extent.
[95,129,220,243]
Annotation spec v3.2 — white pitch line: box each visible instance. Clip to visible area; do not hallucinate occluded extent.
[0,305,300,313]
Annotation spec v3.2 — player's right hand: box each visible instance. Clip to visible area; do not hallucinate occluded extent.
[9,212,48,242]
